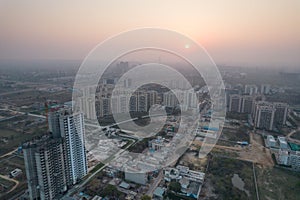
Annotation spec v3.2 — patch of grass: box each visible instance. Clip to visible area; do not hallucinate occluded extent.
[207,156,256,200]
[120,140,134,149]
[256,167,300,200]
[128,137,155,153]
[220,126,250,143]
[226,112,248,121]
[89,162,105,174]
[0,176,15,193]
[166,191,195,200]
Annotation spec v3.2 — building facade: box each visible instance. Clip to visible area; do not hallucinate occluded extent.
[229,94,241,112]
[23,136,67,200]
[48,108,88,185]
[254,105,275,130]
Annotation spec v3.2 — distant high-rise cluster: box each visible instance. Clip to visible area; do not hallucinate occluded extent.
[227,83,288,131]
[228,94,254,114]
[96,89,159,117]
[163,89,198,111]
[23,107,87,200]
[244,84,258,95]
[253,101,288,130]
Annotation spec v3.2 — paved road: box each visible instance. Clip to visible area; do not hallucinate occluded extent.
[146,170,164,196]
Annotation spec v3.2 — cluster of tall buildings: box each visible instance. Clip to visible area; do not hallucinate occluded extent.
[23,107,87,200]
[227,84,288,131]
[163,89,198,111]
[252,101,288,130]
[79,81,199,120]
[226,83,271,100]
[95,89,159,117]
[228,94,254,114]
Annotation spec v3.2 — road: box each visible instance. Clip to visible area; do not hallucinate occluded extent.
[193,140,242,151]
[0,174,19,194]
[286,127,300,143]
[0,108,46,119]
[146,170,164,197]
[252,163,260,200]
[0,148,18,159]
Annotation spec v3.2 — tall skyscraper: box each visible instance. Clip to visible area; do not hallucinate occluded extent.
[163,91,178,108]
[137,92,148,112]
[273,102,288,126]
[225,88,240,108]
[241,95,254,114]
[252,101,288,130]
[254,104,275,130]
[147,90,158,110]
[229,94,242,112]
[23,136,67,200]
[79,96,97,120]
[260,84,271,94]
[48,108,88,185]
[244,84,258,95]
[98,97,111,117]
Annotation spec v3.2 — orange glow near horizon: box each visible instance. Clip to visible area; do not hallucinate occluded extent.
[0,0,299,67]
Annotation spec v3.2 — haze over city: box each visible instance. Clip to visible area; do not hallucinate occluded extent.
[0,0,300,69]
[0,1,300,200]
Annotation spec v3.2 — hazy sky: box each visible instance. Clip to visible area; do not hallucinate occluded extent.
[0,0,299,68]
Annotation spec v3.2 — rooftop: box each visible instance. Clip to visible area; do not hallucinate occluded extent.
[153,187,165,198]
[289,142,300,151]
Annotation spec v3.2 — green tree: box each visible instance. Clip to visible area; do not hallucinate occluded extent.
[169,181,181,193]
[141,195,152,200]
[101,184,120,197]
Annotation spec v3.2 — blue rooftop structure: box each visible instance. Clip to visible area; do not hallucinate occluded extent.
[202,126,219,131]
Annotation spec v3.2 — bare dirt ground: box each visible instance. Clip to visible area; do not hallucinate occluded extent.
[192,132,274,167]
[238,132,274,167]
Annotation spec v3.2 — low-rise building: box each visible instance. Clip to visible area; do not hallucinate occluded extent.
[278,149,289,165]
[278,137,288,149]
[266,135,276,148]
[289,151,300,171]
[164,165,205,199]
[125,171,148,185]
[153,187,165,200]
[9,168,22,178]
[149,136,165,151]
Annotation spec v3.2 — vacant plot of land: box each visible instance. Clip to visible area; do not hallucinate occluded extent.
[0,127,46,156]
[0,155,25,175]
[179,151,208,171]
[0,116,47,156]
[203,156,256,200]
[226,112,248,121]
[219,126,250,144]
[0,154,28,200]
[256,167,300,200]
[0,176,15,195]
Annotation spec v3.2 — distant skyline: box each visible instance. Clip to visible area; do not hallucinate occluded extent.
[0,0,299,68]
